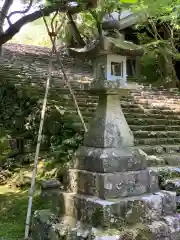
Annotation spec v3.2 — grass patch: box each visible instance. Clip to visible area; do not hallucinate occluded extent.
[0,161,54,240]
[0,186,51,240]
[0,186,46,240]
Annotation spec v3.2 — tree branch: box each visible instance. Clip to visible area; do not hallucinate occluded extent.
[67,12,85,46]
[0,11,12,26]
[8,0,33,19]
[0,1,96,46]
[0,0,13,28]
[89,10,102,36]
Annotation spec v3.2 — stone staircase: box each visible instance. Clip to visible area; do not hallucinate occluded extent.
[2,43,180,211]
[123,89,180,208]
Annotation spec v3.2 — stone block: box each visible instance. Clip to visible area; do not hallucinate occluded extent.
[150,166,180,180]
[41,179,61,189]
[162,214,180,240]
[32,213,180,240]
[164,178,180,195]
[48,217,81,240]
[148,221,170,240]
[163,154,180,166]
[146,155,165,167]
[176,196,180,208]
[31,209,58,240]
[67,169,159,198]
[57,191,176,228]
[40,179,61,205]
[154,191,176,216]
[73,146,147,173]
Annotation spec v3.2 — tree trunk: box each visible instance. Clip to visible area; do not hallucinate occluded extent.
[0,0,13,55]
[163,26,178,88]
[67,12,85,47]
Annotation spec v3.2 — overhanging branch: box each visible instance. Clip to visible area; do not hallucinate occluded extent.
[8,0,34,19]
[0,1,96,45]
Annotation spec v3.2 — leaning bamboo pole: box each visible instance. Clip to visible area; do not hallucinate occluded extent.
[24,12,62,240]
[24,49,53,239]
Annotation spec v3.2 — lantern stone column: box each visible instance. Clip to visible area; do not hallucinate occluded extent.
[74,89,148,174]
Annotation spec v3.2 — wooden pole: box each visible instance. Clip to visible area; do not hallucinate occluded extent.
[24,50,53,239]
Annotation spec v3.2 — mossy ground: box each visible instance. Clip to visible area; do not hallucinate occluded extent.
[0,161,55,240]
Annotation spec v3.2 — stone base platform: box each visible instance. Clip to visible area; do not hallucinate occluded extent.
[31,209,180,240]
[53,190,176,228]
[67,168,159,198]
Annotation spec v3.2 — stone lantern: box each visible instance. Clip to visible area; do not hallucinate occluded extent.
[91,36,135,89]
[69,35,143,170]
[32,35,180,240]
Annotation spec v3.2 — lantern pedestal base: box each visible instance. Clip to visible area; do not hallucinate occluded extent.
[32,192,180,240]
[31,87,179,240]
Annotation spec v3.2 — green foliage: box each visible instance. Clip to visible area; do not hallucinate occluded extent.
[10,18,51,47]
[0,80,84,169]
[131,0,180,84]
[0,186,51,239]
[140,40,176,83]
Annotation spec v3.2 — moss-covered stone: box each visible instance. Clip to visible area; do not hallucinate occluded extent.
[120,224,153,240]
[31,209,58,240]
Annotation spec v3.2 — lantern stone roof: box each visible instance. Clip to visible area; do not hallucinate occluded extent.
[68,35,143,59]
[102,10,145,30]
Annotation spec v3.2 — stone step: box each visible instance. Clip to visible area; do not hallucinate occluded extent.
[63,123,180,133]
[146,155,166,167]
[127,118,180,126]
[133,94,180,99]
[55,190,176,228]
[124,107,180,115]
[125,113,180,120]
[135,137,180,145]
[52,100,180,112]
[50,99,180,113]
[135,98,180,105]
[135,103,180,111]
[121,102,175,110]
[67,168,159,199]
[55,104,180,120]
[130,125,180,131]
[130,91,180,96]
[144,154,179,168]
[32,211,180,240]
[163,178,180,195]
[124,101,180,111]
[134,131,180,139]
[161,154,180,166]
[54,103,180,118]
[149,166,180,180]
[134,96,180,102]
[136,144,180,155]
